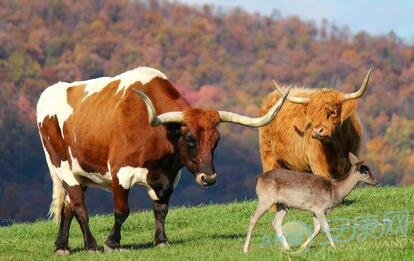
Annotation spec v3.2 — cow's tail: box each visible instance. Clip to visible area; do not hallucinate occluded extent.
[49,171,66,223]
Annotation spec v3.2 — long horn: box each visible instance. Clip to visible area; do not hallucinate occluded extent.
[134,89,184,126]
[272,80,309,104]
[343,68,372,101]
[218,88,290,127]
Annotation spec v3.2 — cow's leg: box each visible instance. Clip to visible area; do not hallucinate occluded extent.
[105,185,129,251]
[308,144,332,177]
[153,191,172,246]
[66,185,98,252]
[54,203,74,256]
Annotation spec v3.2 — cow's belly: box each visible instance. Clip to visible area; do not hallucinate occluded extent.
[42,144,181,201]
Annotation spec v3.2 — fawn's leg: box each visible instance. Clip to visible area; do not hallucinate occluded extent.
[300,215,321,249]
[243,200,272,253]
[272,203,289,250]
[315,211,335,248]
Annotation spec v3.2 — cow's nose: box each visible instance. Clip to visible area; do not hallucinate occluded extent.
[312,127,325,138]
[195,173,217,186]
[314,127,324,134]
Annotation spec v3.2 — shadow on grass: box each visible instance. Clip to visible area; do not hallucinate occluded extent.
[341,199,356,206]
[211,233,244,240]
[69,233,244,254]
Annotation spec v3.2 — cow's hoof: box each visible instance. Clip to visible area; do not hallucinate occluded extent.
[55,249,70,256]
[103,243,127,253]
[155,241,170,247]
[103,243,116,253]
[87,248,101,254]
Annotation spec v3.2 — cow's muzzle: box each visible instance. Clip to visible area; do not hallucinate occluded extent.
[312,127,331,140]
[195,173,217,186]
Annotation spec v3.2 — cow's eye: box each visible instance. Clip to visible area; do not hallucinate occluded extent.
[328,111,337,119]
[185,135,196,148]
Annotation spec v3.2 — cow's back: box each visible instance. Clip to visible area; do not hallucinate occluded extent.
[259,89,314,172]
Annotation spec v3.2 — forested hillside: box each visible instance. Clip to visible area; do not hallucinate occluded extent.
[1,0,413,221]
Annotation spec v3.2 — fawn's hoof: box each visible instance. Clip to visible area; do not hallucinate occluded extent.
[55,249,70,256]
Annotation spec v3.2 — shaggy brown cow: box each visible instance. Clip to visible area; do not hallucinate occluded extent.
[37,67,289,255]
[259,69,371,178]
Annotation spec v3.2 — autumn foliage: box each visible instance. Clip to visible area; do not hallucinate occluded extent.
[0,0,413,221]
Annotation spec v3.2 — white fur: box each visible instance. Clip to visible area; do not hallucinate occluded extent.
[68,149,112,191]
[115,67,167,96]
[117,166,159,201]
[36,81,73,137]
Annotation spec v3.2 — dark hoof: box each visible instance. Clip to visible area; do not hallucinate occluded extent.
[55,249,70,256]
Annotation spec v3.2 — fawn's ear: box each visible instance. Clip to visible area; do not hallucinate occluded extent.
[349,152,361,165]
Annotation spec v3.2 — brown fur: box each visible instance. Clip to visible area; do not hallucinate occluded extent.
[259,87,362,178]
[38,116,70,167]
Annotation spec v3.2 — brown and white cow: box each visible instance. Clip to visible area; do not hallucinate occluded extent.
[259,69,371,178]
[36,67,289,255]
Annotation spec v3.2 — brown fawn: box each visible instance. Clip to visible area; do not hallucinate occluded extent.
[243,153,377,253]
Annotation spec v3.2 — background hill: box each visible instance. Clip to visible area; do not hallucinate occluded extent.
[0,0,414,222]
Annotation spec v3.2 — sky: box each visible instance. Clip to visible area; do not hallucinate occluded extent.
[175,0,414,43]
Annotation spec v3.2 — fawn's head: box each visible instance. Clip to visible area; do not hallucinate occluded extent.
[349,153,378,185]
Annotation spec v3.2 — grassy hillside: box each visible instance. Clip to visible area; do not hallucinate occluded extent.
[1,185,413,260]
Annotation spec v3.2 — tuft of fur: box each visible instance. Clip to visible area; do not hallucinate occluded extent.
[48,171,66,223]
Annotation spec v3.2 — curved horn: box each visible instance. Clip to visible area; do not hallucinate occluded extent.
[133,89,184,126]
[218,87,290,127]
[272,80,310,104]
[343,68,372,101]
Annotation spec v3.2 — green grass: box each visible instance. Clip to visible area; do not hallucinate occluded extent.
[1,185,414,260]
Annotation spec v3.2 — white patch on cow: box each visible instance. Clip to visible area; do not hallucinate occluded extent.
[114,67,167,96]
[39,138,78,187]
[36,81,73,137]
[117,166,149,189]
[80,66,167,100]
[173,170,181,189]
[68,149,112,191]
[40,142,80,187]
[117,166,159,201]
[82,77,113,98]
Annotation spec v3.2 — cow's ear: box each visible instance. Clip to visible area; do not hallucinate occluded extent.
[340,100,357,123]
[302,103,308,115]
[293,103,310,132]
